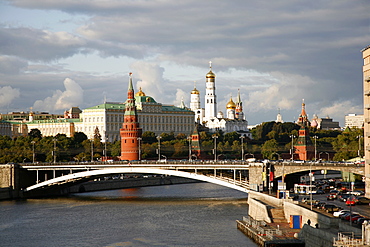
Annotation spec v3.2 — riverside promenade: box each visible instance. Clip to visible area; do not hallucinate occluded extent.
[237,191,369,247]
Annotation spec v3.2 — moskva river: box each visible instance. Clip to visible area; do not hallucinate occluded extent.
[0,183,257,246]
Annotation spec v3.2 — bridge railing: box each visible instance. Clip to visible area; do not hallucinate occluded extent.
[207,174,249,189]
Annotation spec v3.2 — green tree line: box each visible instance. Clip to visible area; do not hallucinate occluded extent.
[0,122,364,163]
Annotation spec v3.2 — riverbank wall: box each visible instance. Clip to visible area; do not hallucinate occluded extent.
[1,176,198,200]
[239,191,364,247]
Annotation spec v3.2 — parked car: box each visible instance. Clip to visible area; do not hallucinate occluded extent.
[355,218,370,225]
[316,189,325,194]
[333,210,350,217]
[344,213,361,221]
[346,198,358,206]
[356,197,370,205]
[347,191,365,196]
[349,215,364,223]
[322,204,341,213]
[327,194,336,200]
[338,194,350,202]
[315,202,326,209]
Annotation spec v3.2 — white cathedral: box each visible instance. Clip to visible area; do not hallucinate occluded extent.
[188,62,252,138]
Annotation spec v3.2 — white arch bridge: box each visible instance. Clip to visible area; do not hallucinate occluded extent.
[22,163,251,194]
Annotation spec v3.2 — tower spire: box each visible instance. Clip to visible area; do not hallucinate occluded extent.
[235,89,244,120]
[120,72,142,161]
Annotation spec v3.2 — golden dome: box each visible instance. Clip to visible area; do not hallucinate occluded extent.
[135,87,146,96]
[191,87,200,94]
[226,97,236,109]
[206,70,215,78]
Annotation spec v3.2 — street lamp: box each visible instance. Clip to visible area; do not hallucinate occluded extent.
[104,137,108,162]
[290,135,296,160]
[240,135,245,161]
[137,137,142,161]
[212,135,218,162]
[313,136,318,161]
[187,136,192,161]
[157,136,162,161]
[53,138,57,163]
[309,166,313,210]
[31,141,35,163]
[91,139,94,162]
[357,135,363,157]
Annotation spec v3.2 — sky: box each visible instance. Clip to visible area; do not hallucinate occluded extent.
[0,0,369,127]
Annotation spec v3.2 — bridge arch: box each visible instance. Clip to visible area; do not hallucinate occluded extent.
[270,163,365,179]
[25,168,251,194]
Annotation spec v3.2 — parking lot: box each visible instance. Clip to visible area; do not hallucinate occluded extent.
[295,193,370,227]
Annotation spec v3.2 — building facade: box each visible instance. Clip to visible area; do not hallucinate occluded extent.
[21,84,194,142]
[345,114,364,129]
[362,45,370,198]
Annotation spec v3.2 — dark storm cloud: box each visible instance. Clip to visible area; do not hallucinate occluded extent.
[1,0,369,124]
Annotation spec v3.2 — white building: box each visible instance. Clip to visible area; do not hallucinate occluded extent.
[345,114,364,129]
[24,87,195,142]
[189,62,250,136]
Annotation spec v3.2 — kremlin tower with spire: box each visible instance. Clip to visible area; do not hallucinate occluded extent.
[294,100,314,160]
[120,73,142,161]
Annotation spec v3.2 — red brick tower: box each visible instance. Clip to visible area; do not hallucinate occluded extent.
[120,73,142,161]
[190,123,203,159]
[294,100,314,160]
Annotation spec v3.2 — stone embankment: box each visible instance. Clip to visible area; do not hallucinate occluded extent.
[238,191,365,247]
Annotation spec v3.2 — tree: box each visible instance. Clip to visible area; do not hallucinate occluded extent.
[261,139,278,159]
[28,128,42,139]
[142,131,157,144]
[93,126,102,141]
[73,132,87,144]
[224,132,239,143]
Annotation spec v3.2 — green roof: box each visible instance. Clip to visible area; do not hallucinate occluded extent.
[27,118,81,124]
[162,105,193,113]
[85,103,125,110]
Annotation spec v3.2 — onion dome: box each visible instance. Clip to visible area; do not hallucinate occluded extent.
[191,86,200,94]
[206,70,215,79]
[135,87,146,96]
[206,61,215,78]
[226,97,236,109]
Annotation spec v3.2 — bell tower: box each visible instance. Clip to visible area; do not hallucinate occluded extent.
[120,73,142,161]
[204,61,217,120]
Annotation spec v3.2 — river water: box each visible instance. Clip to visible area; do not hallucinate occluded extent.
[0,183,257,247]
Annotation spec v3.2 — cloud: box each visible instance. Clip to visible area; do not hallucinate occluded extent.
[174,89,188,107]
[130,61,165,101]
[33,78,83,111]
[0,26,87,61]
[0,86,20,107]
[318,101,362,122]
[1,0,368,127]
[0,56,28,74]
